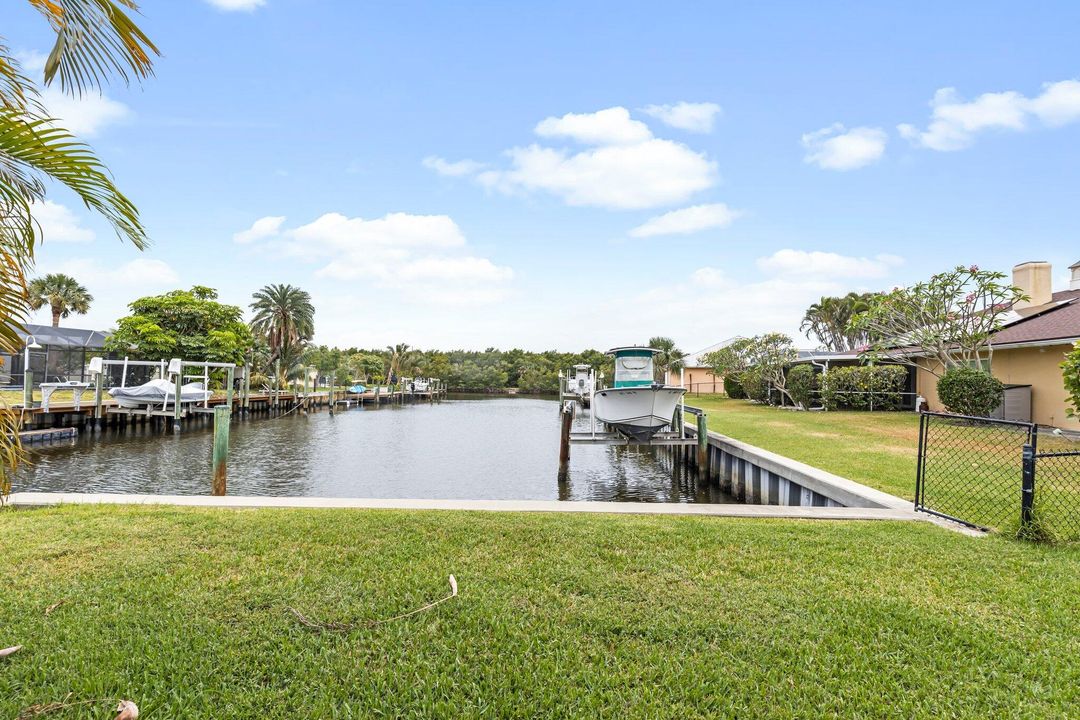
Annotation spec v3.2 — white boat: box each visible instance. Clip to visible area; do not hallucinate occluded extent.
[109,378,213,409]
[564,364,595,406]
[592,347,686,441]
[409,377,431,393]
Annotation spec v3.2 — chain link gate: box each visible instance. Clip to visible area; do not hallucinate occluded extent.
[916,411,1080,539]
[915,412,1035,531]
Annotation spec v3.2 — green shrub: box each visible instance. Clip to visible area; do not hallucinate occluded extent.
[786,364,818,409]
[937,367,1004,417]
[723,373,747,399]
[1064,342,1080,417]
[819,365,907,411]
[739,368,768,403]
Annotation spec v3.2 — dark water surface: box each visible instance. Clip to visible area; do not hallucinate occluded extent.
[17,397,733,503]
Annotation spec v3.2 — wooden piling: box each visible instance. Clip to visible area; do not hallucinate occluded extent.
[558,402,574,478]
[93,373,104,430]
[173,372,183,431]
[697,412,709,473]
[211,405,230,495]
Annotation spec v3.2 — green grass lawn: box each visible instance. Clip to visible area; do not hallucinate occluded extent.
[1,505,1078,718]
[685,396,919,499]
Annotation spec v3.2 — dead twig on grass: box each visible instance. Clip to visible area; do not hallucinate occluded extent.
[44,599,67,616]
[18,697,136,719]
[289,574,459,633]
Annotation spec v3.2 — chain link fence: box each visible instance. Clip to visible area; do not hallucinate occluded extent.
[916,412,1080,540]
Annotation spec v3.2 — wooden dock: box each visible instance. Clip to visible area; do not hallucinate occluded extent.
[12,383,448,432]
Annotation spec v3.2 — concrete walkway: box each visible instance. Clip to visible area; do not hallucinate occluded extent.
[9,492,927,522]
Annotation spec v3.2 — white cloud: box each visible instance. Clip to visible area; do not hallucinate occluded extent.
[1028,80,1080,126]
[235,211,512,305]
[611,250,906,351]
[204,0,265,10]
[53,257,179,289]
[433,106,718,210]
[478,139,716,210]
[41,87,130,137]
[641,102,722,133]
[31,200,95,243]
[233,215,285,244]
[534,107,652,145]
[422,156,485,177]
[15,50,46,75]
[899,79,1080,151]
[629,203,740,238]
[801,124,887,170]
[756,249,903,279]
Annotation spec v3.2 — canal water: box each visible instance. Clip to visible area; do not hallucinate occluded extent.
[17,397,733,503]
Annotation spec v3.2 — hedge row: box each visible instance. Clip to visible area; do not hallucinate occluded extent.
[819,365,907,410]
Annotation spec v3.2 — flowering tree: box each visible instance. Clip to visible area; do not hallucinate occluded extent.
[703,333,798,404]
[850,265,1025,377]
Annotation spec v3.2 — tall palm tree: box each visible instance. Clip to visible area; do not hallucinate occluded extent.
[385,343,415,383]
[648,336,685,383]
[27,273,93,327]
[249,284,315,364]
[0,1,158,493]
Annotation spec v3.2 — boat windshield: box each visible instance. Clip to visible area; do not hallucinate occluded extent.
[614,355,653,386]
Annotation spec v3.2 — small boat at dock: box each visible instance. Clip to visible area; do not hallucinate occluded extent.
[563,364,595,407]
[592,347,686,441]
[109,378,213,409]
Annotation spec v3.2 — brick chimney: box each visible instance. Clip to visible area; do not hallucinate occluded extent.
[1071,261,1080,291]
[1012,261,1053,309]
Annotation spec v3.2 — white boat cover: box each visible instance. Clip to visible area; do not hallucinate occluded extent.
[109,378,213,407]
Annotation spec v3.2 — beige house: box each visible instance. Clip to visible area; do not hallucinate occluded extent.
[916,260,1080,430]
[665,338,743,393]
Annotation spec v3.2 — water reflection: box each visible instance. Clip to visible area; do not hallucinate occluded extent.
[17,397,733,503]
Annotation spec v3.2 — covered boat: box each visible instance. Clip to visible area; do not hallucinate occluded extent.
[592,347,686,441]
[348,384,368,394]
[109,378,212,409]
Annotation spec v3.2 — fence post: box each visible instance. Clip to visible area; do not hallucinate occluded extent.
[1021,443,1036,531]
[212,405,230,496]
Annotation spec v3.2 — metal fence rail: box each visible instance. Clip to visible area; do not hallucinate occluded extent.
[916,411,1080,540]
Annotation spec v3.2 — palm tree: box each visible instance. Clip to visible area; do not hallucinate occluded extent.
[648,336,685,383]
[27,273,93,327]
[0,1,158,492]
[385,343,415,384]
[249,284,315,364]
[801,292,878,351]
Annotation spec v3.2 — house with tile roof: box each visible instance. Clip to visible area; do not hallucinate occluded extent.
[916,260,1080,429]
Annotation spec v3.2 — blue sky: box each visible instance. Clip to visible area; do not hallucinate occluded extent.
[10,0,1080,352]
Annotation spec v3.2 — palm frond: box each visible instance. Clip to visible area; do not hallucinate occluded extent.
[30,0,160,95]
[0,110,147,249]
[0,44,45,114]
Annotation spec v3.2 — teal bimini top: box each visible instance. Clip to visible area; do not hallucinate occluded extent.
[606,347,658,388]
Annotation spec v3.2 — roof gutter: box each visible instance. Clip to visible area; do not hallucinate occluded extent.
[992,337,1080,351]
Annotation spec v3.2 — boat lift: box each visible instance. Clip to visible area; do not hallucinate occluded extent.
[558,367,706,477]
[87,356,241,429]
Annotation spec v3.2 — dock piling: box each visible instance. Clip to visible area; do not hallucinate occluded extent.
[558,401,574,478]
[211,405,230,495]
[172,373,182,431]
[697,412,709,473]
